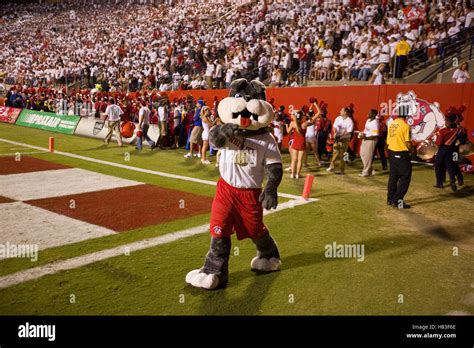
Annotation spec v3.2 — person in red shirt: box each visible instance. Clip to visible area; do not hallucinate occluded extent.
[298,44,308,79]
[434,115,467,191]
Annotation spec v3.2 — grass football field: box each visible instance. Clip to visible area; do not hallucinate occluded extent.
[0,122,473,316]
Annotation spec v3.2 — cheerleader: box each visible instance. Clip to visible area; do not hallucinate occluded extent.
[271,108,284,150]
[286,110,309,179]
[201,106,214,165]
[303,99,321,167]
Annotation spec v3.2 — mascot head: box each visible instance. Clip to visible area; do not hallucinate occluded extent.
[217,78,274,131]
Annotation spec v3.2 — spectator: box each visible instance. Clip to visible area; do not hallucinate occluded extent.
[369,63,386,85]
[452,62,470,83]
[156,100,168,149]
[104,99,123,147]
[326,107,354,175]
[394,36,411,79]
[1,1,470,90]
[298,43,308,80]
[200,106,214,165]
[184,100,204,159]
[358,109,380,177]
[136,100,156,150]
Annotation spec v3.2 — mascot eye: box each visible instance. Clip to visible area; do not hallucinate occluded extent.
[235,93,243,99]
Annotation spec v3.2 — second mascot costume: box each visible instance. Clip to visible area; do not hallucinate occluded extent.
[186,79,283,290]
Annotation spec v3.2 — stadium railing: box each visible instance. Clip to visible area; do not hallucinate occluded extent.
[405,26,474,80]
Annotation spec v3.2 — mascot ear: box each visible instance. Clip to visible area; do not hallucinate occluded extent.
[249,80,267,101]
[229,79,249,97]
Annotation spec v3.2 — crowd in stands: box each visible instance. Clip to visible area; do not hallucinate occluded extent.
[1,0,473,94]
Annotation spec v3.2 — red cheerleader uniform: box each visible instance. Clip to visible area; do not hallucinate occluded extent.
[289,128,306,151]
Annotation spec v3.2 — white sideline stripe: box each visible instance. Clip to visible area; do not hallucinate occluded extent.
[0,138,303,200]
[0,198,314,289]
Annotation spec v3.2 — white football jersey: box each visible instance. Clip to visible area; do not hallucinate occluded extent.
[216,132,282,189]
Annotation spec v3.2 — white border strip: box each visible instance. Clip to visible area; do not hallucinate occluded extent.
[0,138,304,200]
[0,198,313,289]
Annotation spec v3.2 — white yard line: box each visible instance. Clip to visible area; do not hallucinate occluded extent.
[0,198,314,289]
[0,138,305,200]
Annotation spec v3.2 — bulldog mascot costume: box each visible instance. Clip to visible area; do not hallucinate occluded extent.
[186,79,283,290]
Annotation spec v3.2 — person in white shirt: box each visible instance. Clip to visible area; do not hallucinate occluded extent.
[447,23,460,38]
[327,107,354,175]
[279,48,291,82]
[379,37,391,67]
[321,46,334,80]
[200,106,215,165]
[452,63,470,83]
[136,100,156,150]
[358,109,380,177]
[214,60,224,89]
[225,67,234,88]
[104,99,123,146]
[465,9,474,28]
[156,101,168,149]
[369,63,386,85]
[204,61,215,89]
[258,55,269,81]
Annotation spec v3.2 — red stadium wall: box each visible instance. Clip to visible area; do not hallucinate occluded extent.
[166,83,474,144]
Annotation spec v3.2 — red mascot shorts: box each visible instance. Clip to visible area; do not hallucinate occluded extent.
[210,178,268,240]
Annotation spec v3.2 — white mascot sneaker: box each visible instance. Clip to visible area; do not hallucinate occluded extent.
[185,269,220,290]
[250,257,281,272]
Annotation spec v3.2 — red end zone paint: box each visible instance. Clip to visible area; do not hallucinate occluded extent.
[302,175,314,199]
[49,137,54,152]
[26,184,213,232]
[0,156,69,175]
[0,195,15,204]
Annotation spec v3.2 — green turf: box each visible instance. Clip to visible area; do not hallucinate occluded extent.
[0,213,210,277]
[0,123,473,315]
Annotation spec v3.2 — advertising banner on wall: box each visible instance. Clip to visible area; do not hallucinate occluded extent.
[74,117,160,145]
[16,110,80,134]
[0,106,22,124]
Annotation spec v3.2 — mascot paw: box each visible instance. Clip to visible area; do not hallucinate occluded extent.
[185,269,221,290]
[250,257,281,272]
[259,190,278,210]
[221,123,239,139]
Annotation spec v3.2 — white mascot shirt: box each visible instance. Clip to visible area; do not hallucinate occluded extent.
[217,132,282,189]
